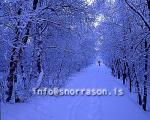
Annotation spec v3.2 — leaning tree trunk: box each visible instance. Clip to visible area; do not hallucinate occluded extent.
[6,0,38,102]
[6,21,32,102]
[6,12,21,102]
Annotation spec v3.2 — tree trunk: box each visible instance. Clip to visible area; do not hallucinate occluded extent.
[6,0,38,102]
[136,80,142,105]
[126,62,132,92]
[6,23,20,102]
[142,39,148,111]
[123,62,127,85]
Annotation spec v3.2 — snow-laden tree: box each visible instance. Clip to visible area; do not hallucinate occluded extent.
[0,0,98,103]
[99,0,150,111]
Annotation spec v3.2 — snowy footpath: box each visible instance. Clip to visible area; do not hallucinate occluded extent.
[1,64,150,120]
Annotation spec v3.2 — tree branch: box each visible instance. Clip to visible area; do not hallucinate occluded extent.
[125,0,150,31]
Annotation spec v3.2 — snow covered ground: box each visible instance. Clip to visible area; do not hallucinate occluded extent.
[1,64,150,120]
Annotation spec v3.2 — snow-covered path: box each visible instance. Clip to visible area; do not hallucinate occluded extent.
[2,64,149,120]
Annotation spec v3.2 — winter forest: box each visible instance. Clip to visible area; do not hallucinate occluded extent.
[0,0,150,120]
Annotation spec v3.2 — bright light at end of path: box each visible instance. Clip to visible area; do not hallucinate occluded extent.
[94,14,105,27]
[85,0,95,6]
[107,0,116,4]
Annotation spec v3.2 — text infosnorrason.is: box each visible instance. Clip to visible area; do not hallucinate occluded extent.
[32,87,125,96]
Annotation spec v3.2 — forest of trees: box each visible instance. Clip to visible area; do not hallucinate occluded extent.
[0,0,150,112]
[0,0,99,103]
[100,0,150,111]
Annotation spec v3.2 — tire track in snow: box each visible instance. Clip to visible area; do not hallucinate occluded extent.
[68,96,86,120]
